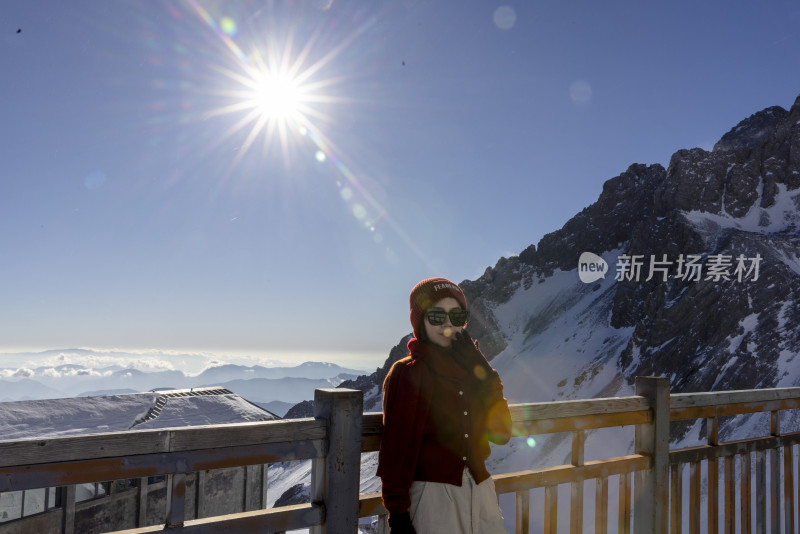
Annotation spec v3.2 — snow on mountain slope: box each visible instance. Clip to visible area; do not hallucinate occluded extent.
[489,253,635,405]
[684,182,800,235]
[263,451,380,534]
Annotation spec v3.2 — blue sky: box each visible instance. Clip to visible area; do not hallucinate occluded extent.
[2,1,799,367]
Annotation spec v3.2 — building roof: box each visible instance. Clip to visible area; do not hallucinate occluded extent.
[0,387,278,440]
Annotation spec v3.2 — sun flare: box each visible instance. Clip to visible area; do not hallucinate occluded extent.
[187,3,356,167]
[201,58,326,167]
[150,3,435,271]
[250,72,303,121]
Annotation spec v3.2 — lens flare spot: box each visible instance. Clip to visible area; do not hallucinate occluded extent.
[569,80,593,104]
[443,327,453,338]
[473,365,487,380]
[385,247,399,264]
[315,151,327,162]
[220,17,237,37]
[352,204,367,219]
[83,171,106,190]
[493,6,517,30]
[340,187,353,201]
[526,437,537,448]
[373,233,384,243]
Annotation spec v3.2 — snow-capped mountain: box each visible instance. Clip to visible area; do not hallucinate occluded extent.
[463,95,800,412]
[274,94,800,531]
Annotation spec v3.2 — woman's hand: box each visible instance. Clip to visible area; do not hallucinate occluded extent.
[451,330,493,378]
[388,511,417,534]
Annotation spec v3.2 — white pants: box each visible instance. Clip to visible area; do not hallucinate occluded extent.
[409,469,507,534]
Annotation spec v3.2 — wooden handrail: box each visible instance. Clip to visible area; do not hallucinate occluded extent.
[112,502,324,534]
[0,440,327,493]
[493,454,649,491]
[0,418,327,469]
[510,395,651,421]
[671,387,800,420]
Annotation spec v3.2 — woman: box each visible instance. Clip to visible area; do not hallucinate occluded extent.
[377,277,513,533]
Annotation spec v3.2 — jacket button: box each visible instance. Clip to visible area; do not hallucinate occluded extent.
[462,456,467,461]
[459,391,463,395]
[464,411,468,416]
[464,433,469,438]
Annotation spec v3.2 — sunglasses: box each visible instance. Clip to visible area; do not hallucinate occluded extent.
[425,307,469,327]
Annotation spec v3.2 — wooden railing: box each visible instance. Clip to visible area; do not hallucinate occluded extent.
[2,378,800,533]
[486,376,668,534]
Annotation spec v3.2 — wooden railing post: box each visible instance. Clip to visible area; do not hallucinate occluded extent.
[570,430,585,534]
[137,477,148,526]
[769,411,781,534]
[633,376,670,533]
[310,388,364,534]
[165,472,187,528]
[58,485,76,534]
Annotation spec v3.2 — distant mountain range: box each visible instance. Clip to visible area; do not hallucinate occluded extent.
[0,359,364,405]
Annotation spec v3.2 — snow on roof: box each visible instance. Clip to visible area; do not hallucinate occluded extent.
[0,387,277,440]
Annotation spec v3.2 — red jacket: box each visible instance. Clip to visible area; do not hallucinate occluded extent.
[377,338,512,517]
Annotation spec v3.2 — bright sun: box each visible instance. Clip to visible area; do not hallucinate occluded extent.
[201,59,325,167]
[250,72,303,121]
[187,3,361,169]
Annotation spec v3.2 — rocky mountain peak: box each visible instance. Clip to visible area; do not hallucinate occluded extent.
[655,98,800,219]
[713,105,788,152]
[532,163,667,274]
[791,93,800,122]
[463,94,800,406]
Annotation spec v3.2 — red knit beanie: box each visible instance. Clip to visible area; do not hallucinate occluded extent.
[409,277,467,340]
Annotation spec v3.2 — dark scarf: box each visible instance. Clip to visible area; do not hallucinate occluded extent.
[407,337,473,385]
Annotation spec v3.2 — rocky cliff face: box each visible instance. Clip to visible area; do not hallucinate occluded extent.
[476,94,800,406]
[615,102,800,394]
[460,161,668,360]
